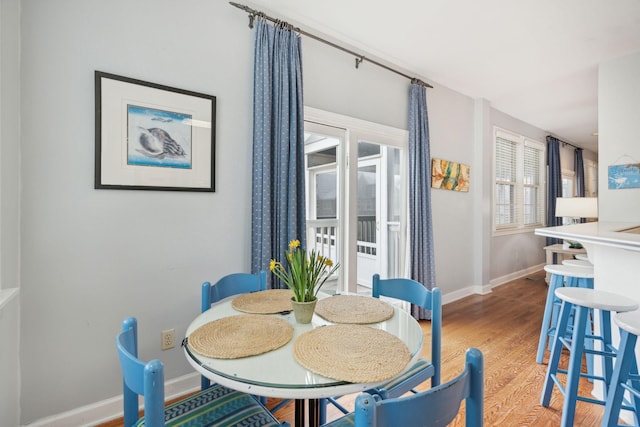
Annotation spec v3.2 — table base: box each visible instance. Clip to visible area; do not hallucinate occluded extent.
[294,398,320,427]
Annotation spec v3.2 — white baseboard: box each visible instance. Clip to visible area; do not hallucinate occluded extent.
[25,373,201,427]
[441,264,544,306]
[441,285,483,305]
[488,263,545,289]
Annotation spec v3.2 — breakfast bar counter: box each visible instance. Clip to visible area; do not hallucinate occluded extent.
[535,221,640,417]
[535,221,640,303]
[535,221,640,255]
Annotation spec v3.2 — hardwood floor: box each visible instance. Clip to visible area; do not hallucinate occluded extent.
[97,270,607,426]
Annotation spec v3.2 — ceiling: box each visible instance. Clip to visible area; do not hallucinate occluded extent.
[244,0,640,153]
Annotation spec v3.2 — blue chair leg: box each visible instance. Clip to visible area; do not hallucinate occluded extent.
[560,305,589,427]
[576,277,595,382]
[603,330,640,426]
[542,299,574,407]
[542,300,607,427]
[201,376,210,390]
[599,310,614,395]
[580,307,595,383]
[630,363,640,426]
[537,274,564,363]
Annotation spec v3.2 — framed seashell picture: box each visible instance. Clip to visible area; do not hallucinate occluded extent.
[95,71,216,192]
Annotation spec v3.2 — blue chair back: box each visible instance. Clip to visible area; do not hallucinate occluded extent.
[372,273,442,386]
[201,270,267,313]
[117,317,286,427]
[353,348,483,427]
[116,317,165,427]
[200,270,267,390]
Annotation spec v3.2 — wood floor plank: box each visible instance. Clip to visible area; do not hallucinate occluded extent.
[97,270,607,426]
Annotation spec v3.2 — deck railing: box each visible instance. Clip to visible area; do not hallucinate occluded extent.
[307,218,403,286]
[307,219,339,262]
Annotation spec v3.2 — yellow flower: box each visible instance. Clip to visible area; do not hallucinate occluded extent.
[270,238,340,303]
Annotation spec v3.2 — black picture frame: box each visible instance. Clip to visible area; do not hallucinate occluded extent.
[95,71,216,192]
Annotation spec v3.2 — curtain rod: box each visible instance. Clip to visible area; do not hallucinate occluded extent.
[547,135,581,151]
[229,2,433,89]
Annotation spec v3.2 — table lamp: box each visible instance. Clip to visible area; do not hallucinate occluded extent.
[555,197,598,248]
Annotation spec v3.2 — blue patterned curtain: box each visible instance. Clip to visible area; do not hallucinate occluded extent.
[546,136,562,246]
[574,148,586,223]
[408,82,436,320]
[575,148,585,197]
[251,18,306,287]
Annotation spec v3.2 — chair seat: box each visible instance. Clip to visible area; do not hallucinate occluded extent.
[615,310,640,336]
[555,287,639,312]
[543,264,594,279]
[370,358,434,399]
[134,385,282,427]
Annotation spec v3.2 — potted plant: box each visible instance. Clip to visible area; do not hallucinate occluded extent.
[270,239,340,323]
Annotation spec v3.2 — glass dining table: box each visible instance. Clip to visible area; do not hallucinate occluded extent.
[183,291,424,427]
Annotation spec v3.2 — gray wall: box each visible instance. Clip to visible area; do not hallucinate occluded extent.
[0,292,19,427]
[16,0,560,423]
[428,85,477,296]
[20,0,256,422]
[1,0,21,424]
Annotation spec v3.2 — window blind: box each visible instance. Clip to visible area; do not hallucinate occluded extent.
[495,136,517,228]
[494,129,545,232]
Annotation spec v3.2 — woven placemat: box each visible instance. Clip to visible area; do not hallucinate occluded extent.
[315,294,394,324]
[231,289,293,314]
[188,314,293,359]
[293,324,410,383]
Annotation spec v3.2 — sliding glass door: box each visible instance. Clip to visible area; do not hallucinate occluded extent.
[304,108,408,294]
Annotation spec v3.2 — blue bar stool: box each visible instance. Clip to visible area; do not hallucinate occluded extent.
[541,288,638,427]
[537,264,595,365]
[602,310,640,427]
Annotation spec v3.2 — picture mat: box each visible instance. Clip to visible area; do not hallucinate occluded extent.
[99,76,213,189]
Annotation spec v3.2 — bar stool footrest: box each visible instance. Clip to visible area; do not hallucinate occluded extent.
[556,368,606,383]
[549,373,607,407]
[622,383,640,400]
[576,395,606,406]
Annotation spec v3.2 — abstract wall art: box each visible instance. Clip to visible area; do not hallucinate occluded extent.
[431,158,470,192]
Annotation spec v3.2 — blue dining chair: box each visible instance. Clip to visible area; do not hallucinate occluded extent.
[200,270,266,390]
[201,270,267,313]
[116,317,287,427]
[320,274,442,423]
[322,347,484,427]
[370,273,442,396]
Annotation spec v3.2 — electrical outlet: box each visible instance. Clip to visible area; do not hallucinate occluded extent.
[161,329,175,350]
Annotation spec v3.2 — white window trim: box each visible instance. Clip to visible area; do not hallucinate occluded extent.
[562,169,576,197]
[492,127,546,236]
[585,159,598,197]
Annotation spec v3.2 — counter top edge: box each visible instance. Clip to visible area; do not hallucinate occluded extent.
[535,221,640,252]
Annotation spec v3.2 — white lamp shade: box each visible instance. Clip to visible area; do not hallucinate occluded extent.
[555,197,598,218]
